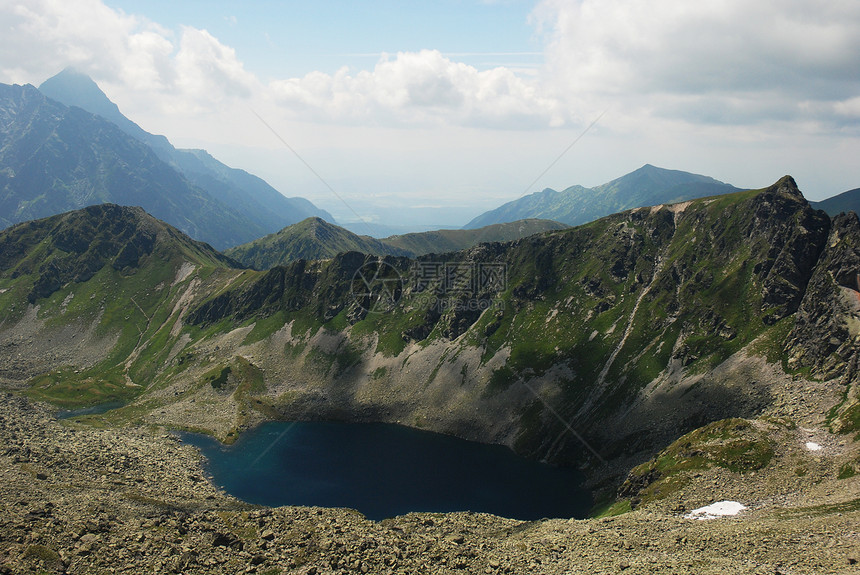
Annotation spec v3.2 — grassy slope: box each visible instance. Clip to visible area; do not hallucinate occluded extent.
[224,217,406,269]
[0,204,242,406]
[225,217,568,269]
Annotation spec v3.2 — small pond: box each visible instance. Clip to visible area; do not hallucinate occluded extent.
[56,401,125,419]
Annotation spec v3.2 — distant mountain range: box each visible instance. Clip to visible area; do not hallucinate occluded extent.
[0,69,331,249]
[465,164,745,228]
[8,68,858,255]
[811,188,860,217]
[226,216,568,269]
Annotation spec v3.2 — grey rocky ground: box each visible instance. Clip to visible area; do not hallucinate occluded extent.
[1,393,859,575]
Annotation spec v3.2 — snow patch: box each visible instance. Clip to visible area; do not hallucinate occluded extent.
[684,501,747,520]
[805,441,823,451]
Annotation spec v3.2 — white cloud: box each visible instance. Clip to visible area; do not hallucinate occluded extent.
[0,0,857,207]
[0,0,147,82]
[174,27,259,103]
[3,0,859,135]
[0,1,562,128]
[532,0,860,130]
[0,0,258,112]
[269,49,563,128]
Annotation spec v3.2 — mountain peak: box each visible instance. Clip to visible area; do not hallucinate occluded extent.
[465,165,742,229]
[38,68,174,155]
[0,204,235,304]
[774,174,799,191]
[767,175,805,201]
[39,68,121,119]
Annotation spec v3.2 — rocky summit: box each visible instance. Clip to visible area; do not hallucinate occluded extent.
[1,176,860,573]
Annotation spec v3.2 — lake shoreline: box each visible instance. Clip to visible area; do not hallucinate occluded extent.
[2,393,858,573]
[178,420,592,521]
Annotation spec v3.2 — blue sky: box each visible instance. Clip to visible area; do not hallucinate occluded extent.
[107,0,543,78]
[1,0,859,228]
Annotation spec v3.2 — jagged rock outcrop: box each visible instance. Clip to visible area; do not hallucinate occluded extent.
[750,176,831,323]
[785,211,860,379]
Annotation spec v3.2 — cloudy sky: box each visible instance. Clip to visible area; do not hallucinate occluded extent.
[1,0,859,227]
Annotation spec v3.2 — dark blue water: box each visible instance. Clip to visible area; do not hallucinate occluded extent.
[179,421,591,521]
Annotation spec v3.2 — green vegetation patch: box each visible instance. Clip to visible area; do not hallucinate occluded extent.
[748,317,794,365]
[23,544,63,569]
[484,365,518,397]
[838,463,857,480]
[589,494,632,518]
[205,365,232,390]
[25,367,139,408]
[834,401,860,434]
[232,356,266,394]
[241,311,288,345]
[349,304,428,357]
[616,418,774,507]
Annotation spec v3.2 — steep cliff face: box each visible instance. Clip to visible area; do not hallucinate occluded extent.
[786,211,860,379]
[171,177,837,465]
[784,211,860,435]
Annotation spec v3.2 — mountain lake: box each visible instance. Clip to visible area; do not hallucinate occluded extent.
[179,421,592,521]
[56,401,126,419]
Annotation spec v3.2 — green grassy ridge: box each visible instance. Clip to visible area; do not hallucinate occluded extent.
[615,418,776,508]
[0,204,235,302]
[224,216,568,269]
[1,205,241,406]
[472,186,786,411]
[224,217,407,269]
[156,178,836,469]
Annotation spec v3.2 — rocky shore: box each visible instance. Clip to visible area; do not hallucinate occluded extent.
[1,393,859,574]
